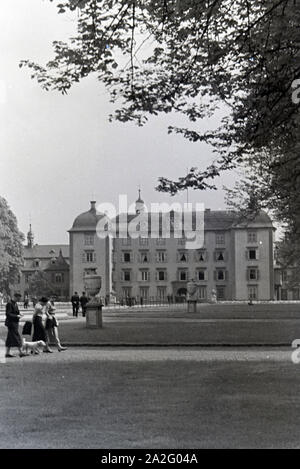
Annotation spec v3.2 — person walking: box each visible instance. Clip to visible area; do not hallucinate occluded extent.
[5,293,26,358]
[71,292,80,317]
[32,297,53,353]
[45,300,67,351]
[79,292,89,317]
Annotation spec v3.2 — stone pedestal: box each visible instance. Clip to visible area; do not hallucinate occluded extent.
[86,303,103,328]
[187,300,197,313]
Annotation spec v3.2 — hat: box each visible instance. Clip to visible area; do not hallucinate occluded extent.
[39,296,49,303]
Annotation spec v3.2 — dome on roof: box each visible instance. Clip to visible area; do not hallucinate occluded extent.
[71,201,106,230]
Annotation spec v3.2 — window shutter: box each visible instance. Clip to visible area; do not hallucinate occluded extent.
[246,250,249,260]
[225,270,229,281]
[82,253,86,263]
[257,269,260,281]
[256,249,260,260]
[213,271,217,281]
[94,252,96,263]
[246,269,250,281]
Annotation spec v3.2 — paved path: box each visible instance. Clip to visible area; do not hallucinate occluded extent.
[0,346,296,363]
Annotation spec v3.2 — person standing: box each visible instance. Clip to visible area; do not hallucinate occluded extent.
[32,297,53,353]
[79,292,89,317]
[45,300,67,351]
[23,294,29,309]
[71,292,80,317]
[5,293,25,358]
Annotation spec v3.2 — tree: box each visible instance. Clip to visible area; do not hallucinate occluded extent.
[20,1,300,237]
[28,271,57,298]
[0,197,24,295]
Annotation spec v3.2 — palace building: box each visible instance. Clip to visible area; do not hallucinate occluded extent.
[15,225,70,300]
[68,194,275,302]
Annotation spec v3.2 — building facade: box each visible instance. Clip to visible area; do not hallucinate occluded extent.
[14,225,70,300]
[69,197,275,302]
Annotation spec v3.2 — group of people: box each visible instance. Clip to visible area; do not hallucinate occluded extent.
[5,293,67,358]
[70,292,89,317]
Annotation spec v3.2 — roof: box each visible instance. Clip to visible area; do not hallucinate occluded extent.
[69,202,106,232]
[24,245,69,259]
[44,250,70,271]
[108,210,273,234]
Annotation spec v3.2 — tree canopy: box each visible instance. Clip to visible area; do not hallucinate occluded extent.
[28,270,57,299]
[0,197,24,295]
[20,1,300,236]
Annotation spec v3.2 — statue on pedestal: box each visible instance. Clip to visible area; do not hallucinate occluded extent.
[211,289,217,304]
[187,278,198,313]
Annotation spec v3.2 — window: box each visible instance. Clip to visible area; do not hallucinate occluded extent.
[178,251,188,262]
[84,234,94,246]
[156,238,166,246]
[218,270,225,281]
[293,289,300,300]
[216,286,226,300]
[198,286,207,300]
[157,270,166,281]
[248,231,257,243]
[215,250,225,261]
[123,252,131,263]
[122,238,131,246]
[122,287,132,298]
[157,251,167,263]
[139,237,149,246]
[157,286,167,300]
[84,268,97,275]
[55,273,64,284]
[85,251,95,263]
[178,238,186,245]
[140,287,149,299]
[281,289,288,300]
[282,270,288,282]
[178,269,188,281]
[197,269,206,281]
[25,273,31,283]
[140,270,149,282]
[248,268,259,281]
[140,252,149,263]
[33,259,40,267]
[248,249,257,260]
[248,286,258,300]
[216,232,225,245]
[196,250,206,262]
[122,270,131,282]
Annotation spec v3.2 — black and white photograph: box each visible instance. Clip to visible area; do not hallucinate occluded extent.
[1,0,300,455]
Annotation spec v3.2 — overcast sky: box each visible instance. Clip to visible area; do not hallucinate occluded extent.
[0,0,239,245]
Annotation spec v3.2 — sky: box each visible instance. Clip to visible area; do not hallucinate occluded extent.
[0,0,239,245]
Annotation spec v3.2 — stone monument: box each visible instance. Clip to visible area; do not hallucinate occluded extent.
[84,273,103,328]
[187,278,198,313]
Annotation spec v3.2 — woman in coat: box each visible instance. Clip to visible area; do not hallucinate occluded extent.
[32,297,53,353]
[44,300,67,352]
[5,293,25,358]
